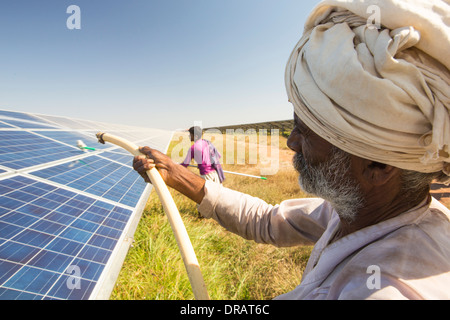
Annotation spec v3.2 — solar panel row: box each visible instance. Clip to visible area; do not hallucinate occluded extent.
[0,175,129,299]
[0,109,174,300]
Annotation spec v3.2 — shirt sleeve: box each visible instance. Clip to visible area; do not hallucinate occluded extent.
[197,180,334,247]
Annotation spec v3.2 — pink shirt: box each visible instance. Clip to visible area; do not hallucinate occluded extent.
[181,139,216,175]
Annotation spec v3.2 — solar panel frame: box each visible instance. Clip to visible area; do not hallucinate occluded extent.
[0,109,174,300]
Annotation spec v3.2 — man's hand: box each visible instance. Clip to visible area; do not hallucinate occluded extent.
[132,146,206,204]
[133,146,173,186]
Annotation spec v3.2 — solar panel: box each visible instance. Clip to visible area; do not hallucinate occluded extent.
[0,131,82,170]
[0,109,174,300]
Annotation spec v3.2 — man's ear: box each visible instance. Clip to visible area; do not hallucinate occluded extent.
[362,160,399,186]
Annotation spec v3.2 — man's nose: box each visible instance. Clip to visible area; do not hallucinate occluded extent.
[287,131,302,153]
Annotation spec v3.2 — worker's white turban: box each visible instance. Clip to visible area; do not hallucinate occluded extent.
[285,0,450,184]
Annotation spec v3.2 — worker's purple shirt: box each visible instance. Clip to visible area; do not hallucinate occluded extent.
[181,139,216,175]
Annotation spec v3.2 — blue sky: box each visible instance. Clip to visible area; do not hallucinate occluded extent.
[0,1,317,130]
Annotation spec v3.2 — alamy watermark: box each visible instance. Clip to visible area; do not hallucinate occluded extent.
[170,122,280,176]
[366,4,381,30]
[66,264,81,290]
[366,265,381,290]
[66,5,81,30]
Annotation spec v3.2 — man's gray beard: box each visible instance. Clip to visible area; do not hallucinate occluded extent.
[293,147,364,222]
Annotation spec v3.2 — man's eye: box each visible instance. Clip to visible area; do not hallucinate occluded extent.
[294,126,304,134]
[294,126,310,137]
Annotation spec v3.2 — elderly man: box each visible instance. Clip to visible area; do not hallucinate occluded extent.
[133,0,450,299]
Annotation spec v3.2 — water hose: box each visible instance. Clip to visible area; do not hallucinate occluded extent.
[96,132,209,300]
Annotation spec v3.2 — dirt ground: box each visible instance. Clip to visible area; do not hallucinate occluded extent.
[430,183,450,208]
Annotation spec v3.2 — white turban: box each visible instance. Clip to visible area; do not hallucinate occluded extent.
[285,0,450,184]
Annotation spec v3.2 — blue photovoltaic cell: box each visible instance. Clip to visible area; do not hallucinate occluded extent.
[1,119,58,130]
[0,131,83,170]
[34,115,95,130]
[0,110,43,123]
[31,156,147,207]
[34,131,109,151]
[0,175,133,300]
[98,151,134,166]
[0,121,14,128]
[0,109,173,300]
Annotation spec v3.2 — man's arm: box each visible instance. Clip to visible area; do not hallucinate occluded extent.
[199,180,332,246]
[133,146,205,204]
[133,146,332,246]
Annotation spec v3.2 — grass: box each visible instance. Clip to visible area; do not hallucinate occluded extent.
[110,133,314,300]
